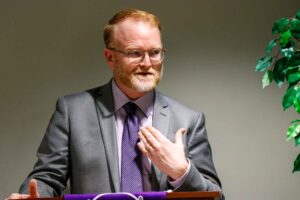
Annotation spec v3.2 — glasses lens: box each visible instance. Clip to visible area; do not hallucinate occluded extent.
[114,48,165,64]
[148,49,164,64]
[126,50,143,59]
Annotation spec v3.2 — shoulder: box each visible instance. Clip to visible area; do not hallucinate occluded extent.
[155,91,204,120]
[59,83,110,105]
[50,83,112,116]
[155,92,206,135]
[156,91,201,114]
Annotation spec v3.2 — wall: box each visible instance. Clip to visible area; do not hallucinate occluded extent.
[1,0,300,199]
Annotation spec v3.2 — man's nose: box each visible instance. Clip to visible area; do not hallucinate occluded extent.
[139,53,152,67]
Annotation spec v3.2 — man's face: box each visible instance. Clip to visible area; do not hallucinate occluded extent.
[105,18,163,99]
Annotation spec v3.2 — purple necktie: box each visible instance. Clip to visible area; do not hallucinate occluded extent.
[121,102,143,192]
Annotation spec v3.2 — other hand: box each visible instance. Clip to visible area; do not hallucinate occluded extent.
[6,179,40,199]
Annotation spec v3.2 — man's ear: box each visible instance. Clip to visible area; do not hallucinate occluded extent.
[104,48,115,70]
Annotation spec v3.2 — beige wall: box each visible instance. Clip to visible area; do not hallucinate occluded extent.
[1,0,300,199]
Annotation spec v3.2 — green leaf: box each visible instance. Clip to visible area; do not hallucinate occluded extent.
[272,18,289,34]
[262,71,273,88]
[280,30,292,47]
[292,32,300,38]
[287,69,300,83]
[273,57,287,87]
[265,39,277,54]
[283,65,300,74]
[291,18,300,31]
[296,10,300,20]
[287,122,300,140]
[291,119,300,123]
[285,66,300,77]
[255,56,272,72]
[294,96,300,114]
[282,85,298,110]
[295,135,300,146]
[291,18,300,38]
[288,53,300,68]
[283,66,299,75]
[281,47,294,59]
[293,153,300,172]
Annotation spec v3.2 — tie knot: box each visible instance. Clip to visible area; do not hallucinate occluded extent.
[123,102,138,115]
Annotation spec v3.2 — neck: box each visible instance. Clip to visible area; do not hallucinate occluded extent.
[114,79,150,100]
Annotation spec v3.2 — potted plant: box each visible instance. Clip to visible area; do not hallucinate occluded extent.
[255,10,300,172]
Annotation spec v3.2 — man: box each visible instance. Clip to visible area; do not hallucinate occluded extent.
[7,8,224,199]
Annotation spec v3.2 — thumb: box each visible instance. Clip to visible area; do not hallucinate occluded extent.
[175,128,186,145]
[29,179,40,198]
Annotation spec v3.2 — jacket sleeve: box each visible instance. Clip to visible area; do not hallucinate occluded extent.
[19,97,70,197]
[174,112,225,200]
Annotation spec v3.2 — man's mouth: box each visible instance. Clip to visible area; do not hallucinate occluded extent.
[135,72,154,77]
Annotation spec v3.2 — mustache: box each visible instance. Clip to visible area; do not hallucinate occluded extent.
[133,64,164,75]
[134,69,156,74]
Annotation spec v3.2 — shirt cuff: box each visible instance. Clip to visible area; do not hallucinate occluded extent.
[168,160,191,189]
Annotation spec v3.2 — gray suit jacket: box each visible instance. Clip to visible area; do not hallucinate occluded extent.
[20,82,223,198]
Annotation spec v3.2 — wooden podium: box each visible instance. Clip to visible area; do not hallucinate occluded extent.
[167,192,220,199]
[10,192,220,200]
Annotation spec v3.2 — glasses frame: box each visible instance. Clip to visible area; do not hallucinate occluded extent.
[107,47,166,64]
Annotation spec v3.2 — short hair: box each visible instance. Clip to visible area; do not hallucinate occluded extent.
[104,8,162,48]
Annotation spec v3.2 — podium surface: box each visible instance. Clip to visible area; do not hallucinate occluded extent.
[167,191,220,199]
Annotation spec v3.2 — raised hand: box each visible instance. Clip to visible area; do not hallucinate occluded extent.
[137,126,188,180]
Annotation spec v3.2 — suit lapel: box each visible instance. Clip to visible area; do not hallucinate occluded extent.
[152,92,170,190]
[93,82,120,192]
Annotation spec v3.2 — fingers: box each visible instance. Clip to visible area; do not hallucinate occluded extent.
[139,129,154,152]
[5,179,40,200]
[175,128,186,145]
[139,126,186,152]
[6,193,30,200]
[139,127,164,151]
[137,141,148,156]
[29,179,40,198]
[144,126,163,141]
[140,126,185,144]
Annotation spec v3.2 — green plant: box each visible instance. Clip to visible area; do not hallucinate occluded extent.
[255,10,300,173]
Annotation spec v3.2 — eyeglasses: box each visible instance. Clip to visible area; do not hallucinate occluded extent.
[108,47,166,64]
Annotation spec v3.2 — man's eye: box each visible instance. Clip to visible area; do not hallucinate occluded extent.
[149,49,161,57]
[127,50,142,58]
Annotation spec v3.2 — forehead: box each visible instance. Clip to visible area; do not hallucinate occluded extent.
[112,18,162,48]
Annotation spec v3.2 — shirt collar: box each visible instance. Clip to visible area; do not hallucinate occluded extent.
[111,79,154,117]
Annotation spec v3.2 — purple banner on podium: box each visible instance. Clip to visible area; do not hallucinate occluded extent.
[64,192,166,200]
